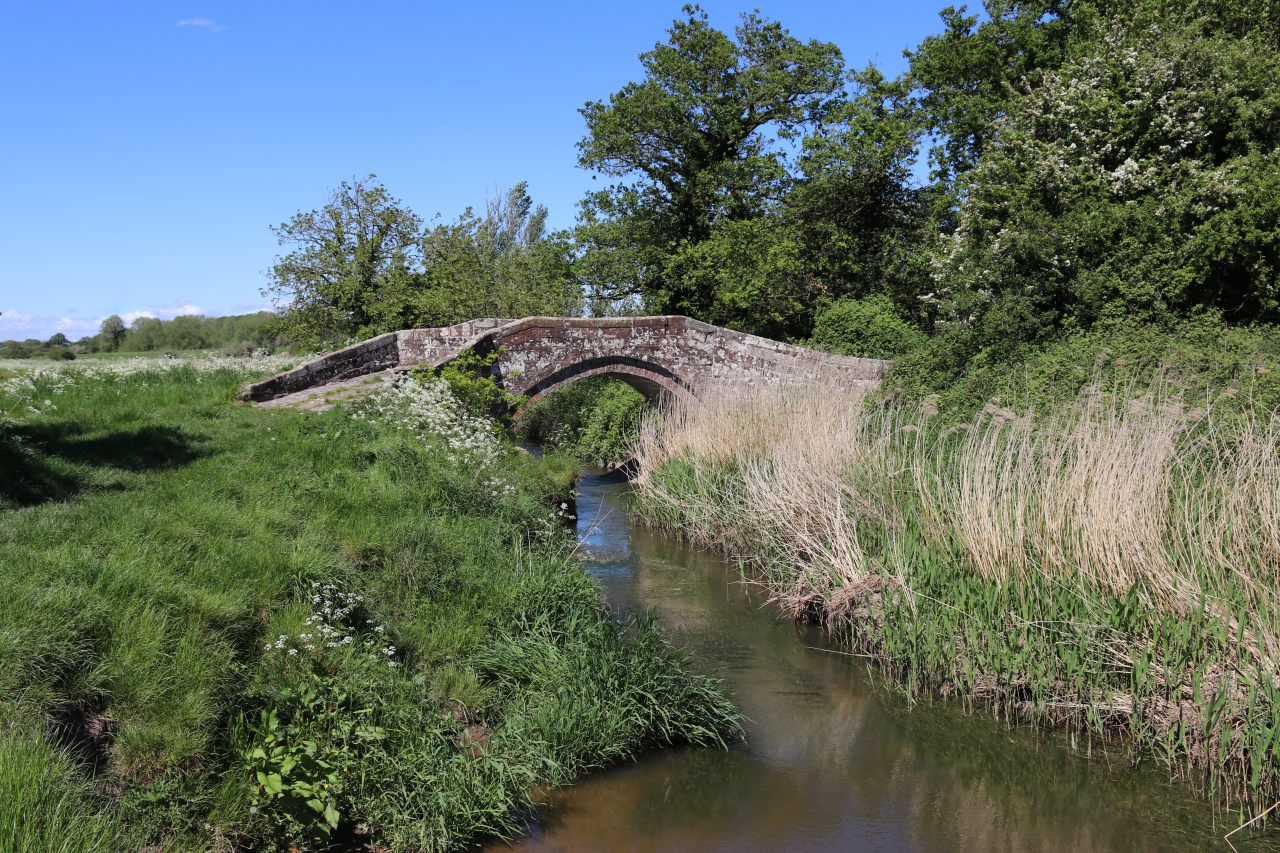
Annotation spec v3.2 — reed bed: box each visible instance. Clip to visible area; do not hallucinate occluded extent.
[633,378,1280,820]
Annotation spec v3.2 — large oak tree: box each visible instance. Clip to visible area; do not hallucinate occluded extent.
[574,5,845,318]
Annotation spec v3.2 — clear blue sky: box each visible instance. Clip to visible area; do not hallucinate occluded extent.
[1,1,949,341]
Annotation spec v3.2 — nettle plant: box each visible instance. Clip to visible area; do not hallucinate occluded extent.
[246,584,394,843]
[244,680,383,843]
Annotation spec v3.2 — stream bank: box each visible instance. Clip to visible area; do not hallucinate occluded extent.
[489,466,1280,852]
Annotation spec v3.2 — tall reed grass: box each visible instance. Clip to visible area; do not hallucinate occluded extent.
[633,378,1280,819]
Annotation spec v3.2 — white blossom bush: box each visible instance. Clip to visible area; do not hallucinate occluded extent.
[931,17,1280,342]
[351,374,516,497]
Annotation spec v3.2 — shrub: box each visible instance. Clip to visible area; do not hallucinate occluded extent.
[427,348,524,420]
[809,296,925,359]
[888,315,1280,418]
[519,376,647,466]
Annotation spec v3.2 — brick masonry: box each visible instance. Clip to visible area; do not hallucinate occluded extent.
[239,316,890,408]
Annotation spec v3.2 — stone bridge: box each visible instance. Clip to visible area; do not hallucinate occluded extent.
[239,316,890,412]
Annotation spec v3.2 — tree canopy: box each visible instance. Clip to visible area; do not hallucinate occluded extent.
[575,5,844,322]
[257,0,1280,386]
[265,177,580,346]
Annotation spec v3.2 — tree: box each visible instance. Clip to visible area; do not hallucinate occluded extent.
[924,13,1280,368]
[906,0,1075,190]
[124,317,164,351]
[575,5,845,316]
[46,333,69,348]
[785,67,936,326]
[418,183,580,324]
[98,315,126,352]
[266,175,424,345]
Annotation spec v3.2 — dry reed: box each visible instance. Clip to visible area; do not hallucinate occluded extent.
[632,374,1280,811]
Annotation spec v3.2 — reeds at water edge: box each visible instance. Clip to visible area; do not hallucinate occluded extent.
[633,376,1280,817]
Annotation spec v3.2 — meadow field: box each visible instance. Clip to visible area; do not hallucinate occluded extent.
[0,355,738,852]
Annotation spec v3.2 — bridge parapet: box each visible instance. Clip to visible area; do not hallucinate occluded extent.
[239,316,890,409]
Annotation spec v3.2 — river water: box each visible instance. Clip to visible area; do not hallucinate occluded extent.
[489,467,1278,852]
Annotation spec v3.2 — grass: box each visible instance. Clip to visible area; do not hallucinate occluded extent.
[0,359,739,851]
[632,379,1280,830]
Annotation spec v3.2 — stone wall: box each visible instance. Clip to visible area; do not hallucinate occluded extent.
[237,332,400,402]
[483,316,888,404]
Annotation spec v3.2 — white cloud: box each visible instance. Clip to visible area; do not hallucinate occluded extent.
[177,17,224,32]
[0,310,36,336]
[55,316,101,337]
[1,302,207,341]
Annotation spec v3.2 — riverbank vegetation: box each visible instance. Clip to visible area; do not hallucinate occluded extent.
[0,357,738,851]
[632,373,1280,823]
[517,377,647,468]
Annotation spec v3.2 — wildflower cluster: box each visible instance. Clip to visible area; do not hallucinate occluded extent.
[0,371,73,420]
[0,351,294,382]
[265,583,399,669]
[352,374,516,497]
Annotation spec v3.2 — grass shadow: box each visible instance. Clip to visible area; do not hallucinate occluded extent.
[1,424,208,508]
[34,423,208,471]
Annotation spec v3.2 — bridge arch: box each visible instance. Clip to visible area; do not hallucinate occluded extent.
[515,355,696,410]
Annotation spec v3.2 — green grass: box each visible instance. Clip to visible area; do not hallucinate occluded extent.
[0,366,738,851]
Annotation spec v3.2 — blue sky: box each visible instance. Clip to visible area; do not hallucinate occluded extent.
[1,1,950,341]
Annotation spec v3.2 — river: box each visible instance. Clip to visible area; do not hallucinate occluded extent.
[486,466,1277,852]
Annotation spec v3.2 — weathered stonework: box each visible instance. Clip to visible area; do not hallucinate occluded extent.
[240,316,890,410]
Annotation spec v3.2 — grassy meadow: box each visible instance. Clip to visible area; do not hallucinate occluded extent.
[633,378,1280,823]
[0,357,738,851]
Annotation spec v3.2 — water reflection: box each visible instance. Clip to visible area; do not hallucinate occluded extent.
[486,468,1279,852]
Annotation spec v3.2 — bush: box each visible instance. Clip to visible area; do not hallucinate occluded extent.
[888,315,1280,417]
[422,348,523,421]
[809,296,925,359]
[519,376,647,466]
[931,17,1280,350]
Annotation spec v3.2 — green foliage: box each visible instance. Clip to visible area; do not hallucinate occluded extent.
[906,0,1075,187]
[889,315,1280,417]
[0,366,737,850]
[786,67,936,322]
[575,4,844,316]
[98,316,126,353]
[267,177,580,347]
[428,347,525,420]
[267,175,424,346]
[0,312,285,358]
[119,311,284,354]
[810,296,926,359]
[416,183,580,325]
[243,673,384,844]
[519,376,648,467]
[932,15,1280,354]
[662,217,810,338]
